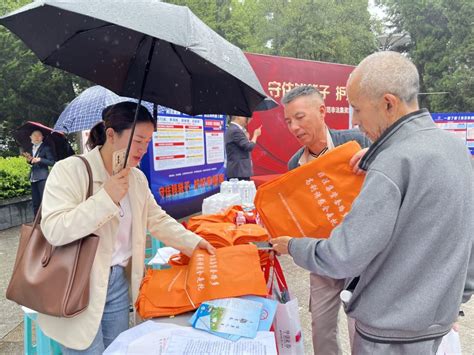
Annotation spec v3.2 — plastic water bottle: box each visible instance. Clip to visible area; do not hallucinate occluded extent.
[229,178,239,194]
[244,211,256,224]
[235,211,246,226]
[255,212,264,227]
[249,181,257,203]
[220,181,232,194]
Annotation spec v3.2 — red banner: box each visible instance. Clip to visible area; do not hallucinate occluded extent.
[245,53,355,175]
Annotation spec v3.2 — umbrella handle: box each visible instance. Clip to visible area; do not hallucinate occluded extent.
[124,37,157,168]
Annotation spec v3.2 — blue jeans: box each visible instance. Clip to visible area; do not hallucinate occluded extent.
[60,265,130,354]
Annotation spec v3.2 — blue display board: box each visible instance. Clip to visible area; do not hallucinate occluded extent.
[140,106,226,219]
[432,112,474,154]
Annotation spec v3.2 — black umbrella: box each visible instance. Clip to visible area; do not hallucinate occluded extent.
[13,121,75,161]
[0,0,276,166]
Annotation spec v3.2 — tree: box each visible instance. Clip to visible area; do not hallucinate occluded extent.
[265,0,377,65]
[378,0,473,111]
[0,1,89,156]
[164,0,269,53]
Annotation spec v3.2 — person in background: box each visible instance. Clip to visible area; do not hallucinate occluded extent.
[272,51,473,354]
[38,102,215,354]
[22,130,55,215]
[282,85,370,355]
[225,115,262,180]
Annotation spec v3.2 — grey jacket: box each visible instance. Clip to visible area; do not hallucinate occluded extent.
[288,128,371,170]
[225,123,255,178]
[289,109,474,343]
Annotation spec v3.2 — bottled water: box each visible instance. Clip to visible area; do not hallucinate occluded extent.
[220,181,233,194]
[201,192,241,214]
[229,178,239,194]
[235,211,246,226]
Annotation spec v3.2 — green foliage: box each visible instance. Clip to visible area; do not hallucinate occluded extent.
[0,156,31,199]
[378,0,473,112]
[265,0,377,65]
[165,0,377,65]
[165,0,270,53]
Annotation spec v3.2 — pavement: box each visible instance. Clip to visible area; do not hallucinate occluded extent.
[1,225,473,354]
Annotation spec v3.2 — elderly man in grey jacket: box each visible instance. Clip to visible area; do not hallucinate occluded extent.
[272,51,473,354]
[283,85,370,355]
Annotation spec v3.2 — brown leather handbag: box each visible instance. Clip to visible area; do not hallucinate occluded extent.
[6,156,99,317]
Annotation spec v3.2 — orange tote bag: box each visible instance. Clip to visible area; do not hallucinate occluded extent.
[255,141,365,239]
[136,244,268,318]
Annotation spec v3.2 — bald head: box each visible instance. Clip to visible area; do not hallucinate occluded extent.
[350,51,419,104]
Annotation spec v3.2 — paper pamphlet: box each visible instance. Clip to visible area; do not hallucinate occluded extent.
[190,298,262,340]
[124,326,276,355]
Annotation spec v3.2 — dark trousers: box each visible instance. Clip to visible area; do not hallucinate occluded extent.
[31,179,46,216]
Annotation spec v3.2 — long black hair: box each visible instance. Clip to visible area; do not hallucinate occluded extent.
[87,102,155,150]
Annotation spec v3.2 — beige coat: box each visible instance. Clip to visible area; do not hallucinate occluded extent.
[38,147,202,350]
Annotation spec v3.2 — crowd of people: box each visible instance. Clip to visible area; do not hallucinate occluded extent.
[20,51,473,354]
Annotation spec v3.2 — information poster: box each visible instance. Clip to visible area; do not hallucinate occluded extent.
[140,106,226,219]
[432,112,474,154]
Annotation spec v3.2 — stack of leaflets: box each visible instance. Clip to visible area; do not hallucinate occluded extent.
[189,296,277,341]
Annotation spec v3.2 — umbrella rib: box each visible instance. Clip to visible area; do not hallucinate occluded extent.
[42,23,114,63]
[169,43,193,110]
[121,34,149,95]
[169,43,192,77]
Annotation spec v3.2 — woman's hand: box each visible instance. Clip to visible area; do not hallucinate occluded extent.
[197,239,216,255]
[104,167,130,204]
[270,237,292,255]
[349,148,368,175]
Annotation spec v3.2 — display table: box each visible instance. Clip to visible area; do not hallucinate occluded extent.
[104,317,277,354]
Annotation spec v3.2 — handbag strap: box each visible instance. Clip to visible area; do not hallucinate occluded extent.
[40,156,94,266]
[75,156,94,199]
[264,255,289,299]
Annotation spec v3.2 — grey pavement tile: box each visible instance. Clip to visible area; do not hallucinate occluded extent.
[2,324,23,343]
[0,227,23,340]
[0,341,22,355]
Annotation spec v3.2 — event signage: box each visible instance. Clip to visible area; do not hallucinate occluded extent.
[245,53,355,175]
[432,112,474,154]
[140,106,226,218]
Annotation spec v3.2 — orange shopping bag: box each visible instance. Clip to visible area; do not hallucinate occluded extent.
[255,141,365,239]
[187,206,243,232]
[136,244,268,318]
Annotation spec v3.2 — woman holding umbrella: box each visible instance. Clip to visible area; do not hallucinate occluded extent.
[39,101,215,353]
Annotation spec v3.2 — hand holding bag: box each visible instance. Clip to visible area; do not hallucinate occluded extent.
[255,141,364,239]
[6,156,99,317]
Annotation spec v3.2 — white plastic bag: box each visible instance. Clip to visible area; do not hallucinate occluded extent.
[268,258,304,355]
[273,297,304,355]
[436,329,462,355]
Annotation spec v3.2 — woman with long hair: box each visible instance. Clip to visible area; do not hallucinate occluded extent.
[38,101,214,354]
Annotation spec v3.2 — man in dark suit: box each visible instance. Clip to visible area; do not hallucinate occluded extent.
[224,115,262,180]
[23,130,55,215]
[283,85,370,355]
